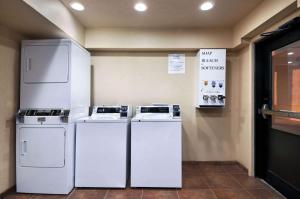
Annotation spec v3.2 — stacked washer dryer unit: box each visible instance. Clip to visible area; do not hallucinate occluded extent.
[75,105,131,188]
[16,39,91,194]
[131,104,182,188]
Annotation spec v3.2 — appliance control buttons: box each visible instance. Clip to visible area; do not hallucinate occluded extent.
[210,95,217,101]
[212,81,216,88]
[218,95,226,101]
[121,106,128,111]
[203,95,209,101]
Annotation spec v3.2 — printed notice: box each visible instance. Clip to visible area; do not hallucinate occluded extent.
[168,54,185,74]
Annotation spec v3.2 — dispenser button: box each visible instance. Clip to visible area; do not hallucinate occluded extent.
[203,95,209,101]
[210,95,217,101]
[212,81,216,88]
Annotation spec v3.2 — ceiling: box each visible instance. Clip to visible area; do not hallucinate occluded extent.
[60,0,263,29]
[0,0,68,39]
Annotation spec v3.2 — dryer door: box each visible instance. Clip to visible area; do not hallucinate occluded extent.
[19,127,66,168]
[23,44,69,83]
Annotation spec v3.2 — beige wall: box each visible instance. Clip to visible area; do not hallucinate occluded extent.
[0,26,22,193]
[23,0,85,44]
[230,46,253,174]
[91,51,245,161]
[86,28,233,50]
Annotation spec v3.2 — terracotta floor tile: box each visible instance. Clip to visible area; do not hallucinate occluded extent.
[212,189,253,199]
[31,195,67,199]
[142,189,178,199]
[178,189,217,199]
[182,175,209,189]
[246,189,284,199]
[4,193,35,199]
[105,188,142,199]
[182,165,202,176]
[205,173,242,189]
[222,164,248,174]
[199,164,226,174]
[230,174,266,189]
[69,188,107,199]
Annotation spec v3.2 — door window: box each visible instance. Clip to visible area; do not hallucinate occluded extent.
[272,40,300,135]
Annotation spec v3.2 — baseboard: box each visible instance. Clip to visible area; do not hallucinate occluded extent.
[183,160,241,165]
[182,161,248,172]
[0,186,16,199]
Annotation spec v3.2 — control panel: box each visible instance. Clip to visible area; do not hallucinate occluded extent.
[16,109,70,124]
[135,104,181,118]
[93,105,131,118]
[197,49,226,108]
[172,104,181,117]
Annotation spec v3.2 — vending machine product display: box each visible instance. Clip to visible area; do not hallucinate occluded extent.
[197,49,226,108]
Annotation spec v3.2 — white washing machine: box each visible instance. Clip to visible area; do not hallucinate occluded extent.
[16,108,86,194]
[131,104,182,188]
[75,106,131,188]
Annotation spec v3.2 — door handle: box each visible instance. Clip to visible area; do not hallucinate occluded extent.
[26,58,31,72]
[21,140,28,156]
[261,104,300,119]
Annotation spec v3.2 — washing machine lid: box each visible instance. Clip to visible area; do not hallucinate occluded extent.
[77,116,129,123]
[131,117,182,122]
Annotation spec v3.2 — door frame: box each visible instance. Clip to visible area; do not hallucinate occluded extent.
[254,21,300,197]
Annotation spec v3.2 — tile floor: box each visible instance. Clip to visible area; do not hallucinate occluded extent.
[4,162,285,199]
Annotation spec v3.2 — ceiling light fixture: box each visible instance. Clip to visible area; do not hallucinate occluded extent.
[134,2,147,12]
[288,61,293,64]
[200,1,214,11]
[70,1,85,11]
[288,52,294,55]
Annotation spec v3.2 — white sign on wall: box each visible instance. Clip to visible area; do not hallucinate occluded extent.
[197,49,226,108]
[168,54,185,74]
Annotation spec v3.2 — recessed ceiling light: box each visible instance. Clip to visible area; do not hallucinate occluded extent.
[200,1,214,11]
[134,2,147,12]
[288,61,293,64]
[288,52,294,55]
[70,1,85,11]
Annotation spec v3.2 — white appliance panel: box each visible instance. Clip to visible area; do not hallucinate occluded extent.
[19,127,65,168]
[20,39,91,109]
[20,83,70,109]
[75,121,129,187]
[23,45,69,83]
[131,121,182,188]
[16,124,75,194]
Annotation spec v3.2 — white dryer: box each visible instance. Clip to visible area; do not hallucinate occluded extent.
[20,39,91,110]
[16,109,83,194]
[131,104,182,188]
[75,106,131,188]
[16,39,91,194]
